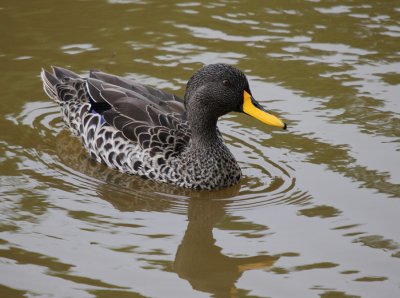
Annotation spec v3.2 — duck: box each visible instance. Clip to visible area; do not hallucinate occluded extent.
[40,64,286,190]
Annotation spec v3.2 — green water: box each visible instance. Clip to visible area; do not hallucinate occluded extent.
[1,0,400,297]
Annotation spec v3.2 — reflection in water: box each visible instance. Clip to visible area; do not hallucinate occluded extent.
[94,179,279,297]
[55,126,279,297]
[174,198,278,298]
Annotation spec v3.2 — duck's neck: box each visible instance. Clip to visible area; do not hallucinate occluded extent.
[187,109,220,149]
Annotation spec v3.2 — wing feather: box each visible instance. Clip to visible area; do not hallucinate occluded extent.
[80,70,191,152]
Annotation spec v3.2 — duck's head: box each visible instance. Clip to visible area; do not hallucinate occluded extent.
[184,64,287,130]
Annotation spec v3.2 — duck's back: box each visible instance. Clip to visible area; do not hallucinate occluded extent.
[41,67,193,179]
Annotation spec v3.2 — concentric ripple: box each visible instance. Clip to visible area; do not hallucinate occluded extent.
[213,119,311,211]
[8,99,309,214]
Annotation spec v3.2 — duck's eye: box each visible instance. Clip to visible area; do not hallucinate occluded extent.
[222,80,230,86]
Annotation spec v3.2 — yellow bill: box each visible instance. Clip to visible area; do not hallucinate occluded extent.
[242,91,287,129]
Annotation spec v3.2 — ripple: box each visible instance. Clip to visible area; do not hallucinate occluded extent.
[107,0,146,3]
[14,56,33,60]
[174,24,275,42]
[153,41,244,66]
[9,101,61,135]
[212,15,259,25]
[314,6,352,14]
[60,43,99,55]
[10,94,308,215]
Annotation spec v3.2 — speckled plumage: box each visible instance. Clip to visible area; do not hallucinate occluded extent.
[41,64,288,189]
[41,64,256,189]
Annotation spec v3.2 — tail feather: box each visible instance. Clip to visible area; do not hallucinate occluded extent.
[41,66,88,104]
[40,66,92,138]
[41,68,60,101]
[52,66,80,80]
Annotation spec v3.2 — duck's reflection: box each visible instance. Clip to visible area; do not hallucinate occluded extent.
[56,131,279,297]
[175,198,278,297]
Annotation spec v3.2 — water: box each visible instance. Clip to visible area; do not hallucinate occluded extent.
[1,0,400,297]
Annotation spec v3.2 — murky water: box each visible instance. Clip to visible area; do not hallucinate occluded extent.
[1,0,400,297]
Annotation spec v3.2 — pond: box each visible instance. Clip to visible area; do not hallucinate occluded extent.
[1,0,400,297]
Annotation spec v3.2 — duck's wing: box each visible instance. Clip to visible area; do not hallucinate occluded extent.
[90,70,183,112]
[86,74,190,156]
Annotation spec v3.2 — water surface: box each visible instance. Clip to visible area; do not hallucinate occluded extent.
[1,0,400,297]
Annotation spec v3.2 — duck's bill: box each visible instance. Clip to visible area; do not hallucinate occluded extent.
[242,91,287,130]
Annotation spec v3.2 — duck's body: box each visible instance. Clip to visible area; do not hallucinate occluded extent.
[41,64,286,190]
